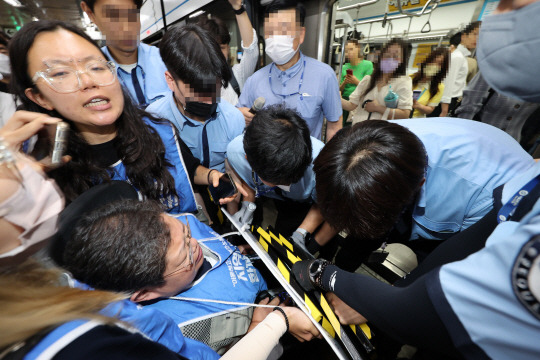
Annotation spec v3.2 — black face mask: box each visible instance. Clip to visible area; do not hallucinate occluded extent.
[185,101,218,119]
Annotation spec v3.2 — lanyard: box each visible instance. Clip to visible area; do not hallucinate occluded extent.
[268,60,306,100]
[252,171,276,198]
[497,174,540,223]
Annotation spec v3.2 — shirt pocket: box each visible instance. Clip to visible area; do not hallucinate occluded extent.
[297,95,322,120]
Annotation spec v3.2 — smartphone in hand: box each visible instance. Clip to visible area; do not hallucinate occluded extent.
[208,173,238,204]
[30,122,69,167]
[413,90,423,101]
[346,69,353,76]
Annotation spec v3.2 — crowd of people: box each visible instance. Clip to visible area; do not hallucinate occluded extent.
[1,0,540,358]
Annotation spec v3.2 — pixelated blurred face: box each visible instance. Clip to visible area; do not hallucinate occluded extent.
[461,27,480,50]
[156,215,204,297]
[0,44,7,55]
[382,44,403,64]
[264,9,304,51]
[345,42,361,61]
[85,0,140,53]
[165,72,220,107]
[26,29,124,134]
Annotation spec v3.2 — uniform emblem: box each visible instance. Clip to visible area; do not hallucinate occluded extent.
[512,236,540,320]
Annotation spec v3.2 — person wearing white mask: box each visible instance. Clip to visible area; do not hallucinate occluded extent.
[236,0,342,141]
[0,36,17,127]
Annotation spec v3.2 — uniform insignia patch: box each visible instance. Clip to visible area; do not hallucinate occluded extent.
[512,236,540,320]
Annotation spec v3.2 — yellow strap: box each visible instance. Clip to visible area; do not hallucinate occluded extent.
[360,323,372,339]
[319,295,342,338]
[259,237,269,252]
[269,230,283,246]
[321,317,336,337]
[279,234,294,251]
[304,295,322,321]
[287,249,301,264]
[276,259,290,283]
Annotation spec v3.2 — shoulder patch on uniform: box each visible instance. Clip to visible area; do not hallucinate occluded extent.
[512,235,540,320]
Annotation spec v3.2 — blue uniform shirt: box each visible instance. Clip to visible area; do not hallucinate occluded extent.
[238,52,342,140]
[226,134,324,202]
[428,162,540,359]
[102,43,169,107]
[146,92,245,172]
[391,118,535,241]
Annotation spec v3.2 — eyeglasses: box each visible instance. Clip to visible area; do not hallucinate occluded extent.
[32,60,117,94]
[163,216,194,278]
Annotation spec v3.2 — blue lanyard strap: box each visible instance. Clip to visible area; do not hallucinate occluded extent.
[497,174,540,223]
[268,60,306,100]
[252,171,276,198]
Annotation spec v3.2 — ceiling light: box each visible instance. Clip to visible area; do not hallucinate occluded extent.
[189,10,205,18]
[3,0,23,7]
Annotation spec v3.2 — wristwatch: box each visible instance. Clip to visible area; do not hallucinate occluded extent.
[233,4,246,15]
[309,259,330,288]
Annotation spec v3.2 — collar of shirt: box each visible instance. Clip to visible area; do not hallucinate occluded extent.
[272,51,305,82]
[168,91,220,130]
[415,178,428,209]
[456,44,471,57]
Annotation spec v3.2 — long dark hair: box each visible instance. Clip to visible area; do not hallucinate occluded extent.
[360,38,410,99]
[9,20,178,203]
[411,47,449,99]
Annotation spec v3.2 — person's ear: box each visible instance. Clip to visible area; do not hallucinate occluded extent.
[130,288,162,303]
[298,26,306,46]
[164,71,176,92]
[80,2,97,25]
[25,88,54,111]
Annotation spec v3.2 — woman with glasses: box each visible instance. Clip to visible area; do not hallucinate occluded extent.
[341,38,413,123]
[8,20,244,212]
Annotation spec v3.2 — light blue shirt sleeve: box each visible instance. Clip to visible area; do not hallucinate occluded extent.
[321,69,343,123]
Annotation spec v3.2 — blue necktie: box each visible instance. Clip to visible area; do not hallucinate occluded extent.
[131,68,146,106]
[201,123,210,168]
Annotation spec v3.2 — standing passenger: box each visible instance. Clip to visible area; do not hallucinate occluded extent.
[339,39,373,125]
[81,0,169,107]
[237,0,342,141]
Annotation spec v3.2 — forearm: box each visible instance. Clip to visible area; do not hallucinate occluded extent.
[193,165,214,185]
[326,118,342,141]
[341,98,358,112]
[440,103,449,116]
[222,312,286,360]
[298,205,324,233]
[415,103,435,115]
[320,266,456,354]
[374,104,410,119]
[235,13,254,49]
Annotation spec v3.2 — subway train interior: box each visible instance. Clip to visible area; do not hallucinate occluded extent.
[1,0,540,359]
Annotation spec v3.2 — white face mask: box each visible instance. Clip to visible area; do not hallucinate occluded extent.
[0,162,64,260]
[265,35,298,65]
[0,53,10,76]
[276,184,291,192]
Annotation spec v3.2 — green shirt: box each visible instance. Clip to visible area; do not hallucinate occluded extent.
[340,60,374,98]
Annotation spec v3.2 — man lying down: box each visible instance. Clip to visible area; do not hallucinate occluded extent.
[62,197,267,354]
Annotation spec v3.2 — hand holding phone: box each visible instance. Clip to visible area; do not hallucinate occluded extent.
[208,173,238,204]
[30,122,69,168]
[346,69,353,76]
[413,90,423,101]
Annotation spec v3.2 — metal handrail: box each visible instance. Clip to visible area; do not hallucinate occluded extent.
[396,0,440,17]
[336,0,379,11]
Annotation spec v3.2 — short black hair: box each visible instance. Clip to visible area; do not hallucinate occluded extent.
[462,21,481,35]
[265,0,306,27]
[81,0,144,12]
[196,16,231,45]
[64,200,171,293]
[314,121,427,240]
[244,104,312,185]
[159,24,231,95]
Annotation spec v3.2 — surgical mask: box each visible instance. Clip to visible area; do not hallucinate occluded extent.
[0,161,64,260]
[277,184,291,192]
[0,53,10,76]
[477,1,540,103]
[380,58,400,74]
[265,35,298,65]
[185,101,218,119]
[424,64,440,78]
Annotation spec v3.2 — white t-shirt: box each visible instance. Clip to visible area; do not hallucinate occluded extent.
[222,28,259,106]
[348,75,413,124]
[441,44,470,103]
